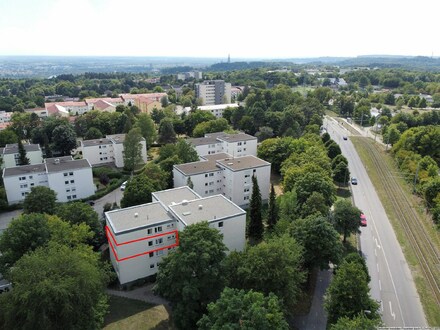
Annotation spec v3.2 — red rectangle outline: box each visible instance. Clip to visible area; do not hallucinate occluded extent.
[105,226,180,262]
[105,225,177,246]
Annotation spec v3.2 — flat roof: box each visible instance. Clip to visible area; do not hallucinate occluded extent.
[216,155,270,171]
[201,153,231,161]
[174,160,218,175]
[186,136,219,147]
[3,163,46,177]
[107,134,126,144]
[3,143,40,155]
[217,133,257,143]
[81,138,112,147]
[196,104,239,111]
[169,195,245,226]
[46,158,91,173]
[152,186,201,208]
[106,202,174,234]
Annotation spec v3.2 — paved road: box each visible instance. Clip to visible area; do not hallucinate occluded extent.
[0,209,22,234]
[92,186,124,219]
[324,117,427,327]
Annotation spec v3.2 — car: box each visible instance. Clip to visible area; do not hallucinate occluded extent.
[85,200,95,206]
[360,213,367,227]
[351,177,358,185]
[343,136,348,140]
[120,181,127,191]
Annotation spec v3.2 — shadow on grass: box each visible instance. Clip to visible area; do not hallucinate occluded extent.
[104,296,154,325]
[336,186,351,199]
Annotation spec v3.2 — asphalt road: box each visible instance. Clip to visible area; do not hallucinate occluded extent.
[92,186,124,219]
[324,117,427,327]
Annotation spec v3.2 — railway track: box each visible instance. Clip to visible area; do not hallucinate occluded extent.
[354,137,440,308]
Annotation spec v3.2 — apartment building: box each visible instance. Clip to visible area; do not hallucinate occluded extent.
[173,153,271,207]
[186,132,257,158]
[195,80,231,105]
[2,156,95,205]
[81,134,147,168]
[1,143,43,169]
[44,101,88,116]
[105,186,246,285]
[119,93,167,114]
[182,103,239,118]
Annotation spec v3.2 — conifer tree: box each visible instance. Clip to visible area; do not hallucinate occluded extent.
[248,175,263,243]
[17,139,30,165]
[267,184,278,230]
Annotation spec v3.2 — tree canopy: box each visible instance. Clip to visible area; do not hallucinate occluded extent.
[23,186,57,214]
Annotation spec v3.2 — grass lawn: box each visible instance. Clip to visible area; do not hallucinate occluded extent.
[104,296,175,330]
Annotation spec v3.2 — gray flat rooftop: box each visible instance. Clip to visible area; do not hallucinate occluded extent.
[204,132,227,138]
[107,134,126,144]
[152,186,201,208]
[186,136,219,147]
[169,195,245,226]
[82,138,112,147]
[217,133,257,143]
[3,143,40,154]
[3,163,47,177]
[174,160,218,175]
[46,158,91,173]
[106,202,174,234]
[217,155,270,171]
[201,153,231,161]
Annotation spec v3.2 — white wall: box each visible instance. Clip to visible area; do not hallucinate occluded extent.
[209,213,246,252]
[82,143,114,166]
[47,167,96,202]
[113,143,125,168]
[223,140,257,157]
[173,170,223,199]
[2,149,43,169]
[3,171,48,205]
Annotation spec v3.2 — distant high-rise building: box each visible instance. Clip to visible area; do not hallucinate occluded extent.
[228,54,230,63]
[195,80,231,105]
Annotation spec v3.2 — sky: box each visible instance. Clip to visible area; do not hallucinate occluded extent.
[0,0,439,59]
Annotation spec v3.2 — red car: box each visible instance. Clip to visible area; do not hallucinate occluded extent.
[360,213,367,227]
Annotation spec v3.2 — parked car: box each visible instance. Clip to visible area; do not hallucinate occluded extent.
[86,200,95,206]
[351,177,358,185]
[360,213,367,227]
[120,181,127,191]
[343,136,348,140]
[0,282,12,294]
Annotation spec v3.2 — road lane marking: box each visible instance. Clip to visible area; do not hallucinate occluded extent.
[381,300,384,312]
[377,263,380,273]
[389,301,396,320]
[375,238,381,249]
[379,279,382,291]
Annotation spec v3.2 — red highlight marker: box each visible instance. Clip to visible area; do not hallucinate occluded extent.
[105,226,179,262]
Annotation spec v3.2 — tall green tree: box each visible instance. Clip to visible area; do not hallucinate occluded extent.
[0,243,111,330]
[248,175,263,243]
[225,234,305,312]
[52,124,77,156]
[332,199,362,243]
[23,186,57,214]
[154,222,227,329]
[123,127,144,172]
[330,314,382,330]
[135,113,157,147]
[120,174,155,208]
[158,118,177,144]
[290,215,343,271]
[267,184,278,230]
[197,288,288,330]
[17,139,30,165]
[324,257,380,325]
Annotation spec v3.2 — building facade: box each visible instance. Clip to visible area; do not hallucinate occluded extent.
[195,80,232,105]
[1,143,44,169]
[183,103,239,118]
[105,186,246,285]
[2,156,95,205]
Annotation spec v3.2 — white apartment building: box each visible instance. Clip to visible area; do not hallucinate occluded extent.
[187,132,257,158]
[105,186,246,285]
[81,134,147,168]
[173,153,271,207]
[182,103,239,118]
[0,111,12,123]
[1,143,44,169]
[195,80,231,105]
[2,156,95,205]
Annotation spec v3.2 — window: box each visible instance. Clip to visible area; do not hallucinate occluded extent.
[148,241,153,246]
[65,181,69,185]
[243,148,246,151]
[253,169,256,173]
[67,196,72,200]
[70,180,74,184]
[218,221,223,228]
[66,188,71,193]
[30,183,34,187]
[150,264,155,269]
[63,173,68,177]
[205,174,208,178]
[244,196,250,201]
[149,252,154,257]
[155,238,163,245]
[147,228,152,234]
[244,174,250,178]
[20,184,28,188]
[19,176,26,181]
[209,181,214,186]
[72,195,77,199]
[205,183,208,186]
[167,235,175,240]
[156,250,164,256]
[155,227,162,233]
[209,173,214,177]
[29,175,33,179]
[244,188,250,193]
[238,142,242,146]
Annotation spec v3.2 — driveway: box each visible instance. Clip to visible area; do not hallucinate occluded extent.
[0,209,23,234]
[92,187,124,218]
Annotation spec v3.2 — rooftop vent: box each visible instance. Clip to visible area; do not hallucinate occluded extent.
[54,159,60,164]
[227,163,233,166]
[198,205,203,210]
[182,200,188,206]
[182,211,191,216]
[134,212,138,218]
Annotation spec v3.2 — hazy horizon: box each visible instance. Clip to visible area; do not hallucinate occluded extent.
[1,0,439,59]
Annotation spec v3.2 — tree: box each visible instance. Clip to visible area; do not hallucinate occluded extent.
[291,171,336,209]
[225,235,305,312]
[290,215,343,271]
[333,161,350,185]
[17,139,30,165]
[154,222,227,329]
[23,186,57,214]
[123,127,144,172]
[55,202,104,248]
[134,113,157,147]
[52,124,77,156]
[158,118,177,144]
[120,174,155,208]
[267,184,278,230]
[175,139,199,163]
[326,141,342,159]
[325,258,380,325]
[332,199,362,243]
[84,127,103,140]
[197,288,288,330]
[0,243,110,330]
[330,314,382,330]
[248,175,263,243]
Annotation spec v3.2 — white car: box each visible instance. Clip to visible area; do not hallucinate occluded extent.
[120,181,127,191]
